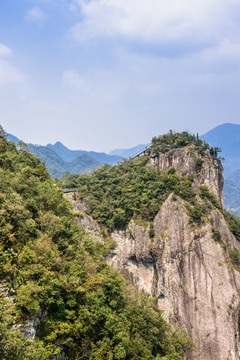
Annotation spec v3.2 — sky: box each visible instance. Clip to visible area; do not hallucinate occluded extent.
[1,0,240,152]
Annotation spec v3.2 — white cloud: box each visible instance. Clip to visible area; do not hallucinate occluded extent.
[201,39,240,62]
[0,44,12,57]
[68,1,80,13]
[62,70,89,92]
[70,0,240,44]
[0,43,25,86]
[27,7,46,22]
[0,61,25,87]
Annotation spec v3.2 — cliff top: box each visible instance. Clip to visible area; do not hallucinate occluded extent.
[150,131,210,155]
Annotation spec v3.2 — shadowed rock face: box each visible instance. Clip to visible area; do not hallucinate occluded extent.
[69,148,239,360]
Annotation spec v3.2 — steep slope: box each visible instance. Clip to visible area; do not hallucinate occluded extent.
[67,131,240,360]
[0,128,192,360]
[109,195,240,360]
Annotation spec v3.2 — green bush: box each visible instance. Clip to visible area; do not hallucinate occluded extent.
[229,247,240,267]
[149,223,155,239]
[151,131,209,154]
[195,158,204,169]
[212,230,221,243]
[223,210,240,241]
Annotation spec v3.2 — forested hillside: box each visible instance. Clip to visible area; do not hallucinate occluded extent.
[0,127,192,360]
[62,131,240,360]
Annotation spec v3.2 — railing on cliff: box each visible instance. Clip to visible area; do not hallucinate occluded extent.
[209,147,222,157]
[63,188,79,193]
[129,146,151,160]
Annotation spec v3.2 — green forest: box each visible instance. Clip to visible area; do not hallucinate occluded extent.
[0,127,193,359]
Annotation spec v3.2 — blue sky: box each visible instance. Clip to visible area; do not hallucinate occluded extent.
[1,0,240,152]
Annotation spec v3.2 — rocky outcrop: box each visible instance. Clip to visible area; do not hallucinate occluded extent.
[65,193,102,243]
[12,312,45,340]
[71,191,240,359]
[108,195,240,360]
[68,147,239,360]
[148,147,224,205]
[0,283,44,341]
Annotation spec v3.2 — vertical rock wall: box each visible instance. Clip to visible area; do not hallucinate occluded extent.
[70,147,239,360]
[108,195,240,360]
[108,149,239,360]
[148,147,224,205]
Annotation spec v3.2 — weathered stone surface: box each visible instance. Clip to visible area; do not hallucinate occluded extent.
[148,147,224,205]
[12,312,45,340]
[66,193,102,243]
[108,195,240,360]
[69,149,240,360]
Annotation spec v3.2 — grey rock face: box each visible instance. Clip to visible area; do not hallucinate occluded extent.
[109,195,240,360]
[12,312,45,340]
[65,193,102,243]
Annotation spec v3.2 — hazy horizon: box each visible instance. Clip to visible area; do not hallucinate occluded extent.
[1,1,240,152]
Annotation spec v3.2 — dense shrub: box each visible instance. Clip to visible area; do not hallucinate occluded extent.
[64,160,182,231]
[229,247,240,267]
[223,210,240,242]
[151,131,209,154]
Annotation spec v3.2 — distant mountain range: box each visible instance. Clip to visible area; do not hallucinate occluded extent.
[199,123,240,216]
[7,122,240,216]
[200,123,240,177]
[7,134,123,178]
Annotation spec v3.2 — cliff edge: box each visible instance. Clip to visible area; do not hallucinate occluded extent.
[67,132,240,360]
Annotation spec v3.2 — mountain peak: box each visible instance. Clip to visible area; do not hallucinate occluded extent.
[202,122,240,138]
[49,141,68,150]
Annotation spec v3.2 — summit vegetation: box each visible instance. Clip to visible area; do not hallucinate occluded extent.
[150,131,209,154]
[0,127,193,360]
[62,131,240,248]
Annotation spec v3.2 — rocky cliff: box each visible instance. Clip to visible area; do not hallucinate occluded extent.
[69,145,240,360]
[148,146,224,205]
[108,196,240,360]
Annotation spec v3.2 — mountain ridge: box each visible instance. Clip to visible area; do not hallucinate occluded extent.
[6,134,123,178]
